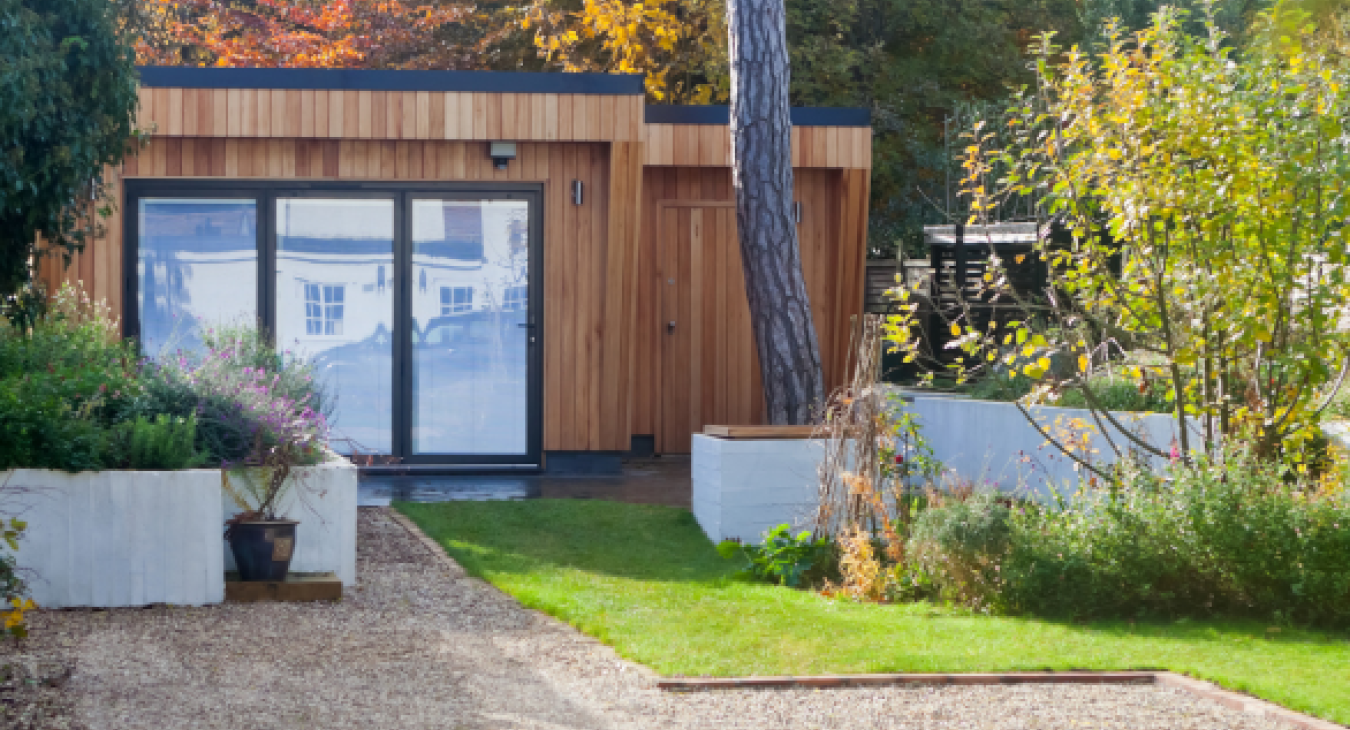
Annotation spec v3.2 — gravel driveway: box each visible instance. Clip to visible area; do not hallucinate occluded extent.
[1,507,1293,730]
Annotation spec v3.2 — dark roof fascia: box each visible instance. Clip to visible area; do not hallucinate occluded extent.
[645,105,871,127]
[136,66,646,95]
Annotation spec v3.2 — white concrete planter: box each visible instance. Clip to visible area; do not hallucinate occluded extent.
[2,458,358,609]
[3,469,225,609]
[692,434,825,544]
[222,460,358,586]
[904,395,1182,499]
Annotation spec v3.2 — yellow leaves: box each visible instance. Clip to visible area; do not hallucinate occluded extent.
[950,323,962,337]
[1,597,35,635]
[1078,354,1090,372]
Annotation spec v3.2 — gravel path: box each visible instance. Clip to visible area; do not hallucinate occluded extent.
[1,507,1295,730]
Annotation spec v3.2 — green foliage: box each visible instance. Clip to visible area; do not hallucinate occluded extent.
[907,491,1013,608]
[717,524,834,588]
[108,415,208,470]
[908,454,1350,628]
[778,0,1087,258]
[0,286,329,473]
[968,368,1172,413]
[0,289,141,472]
[893,6,1350,471]
[0,0,140,298]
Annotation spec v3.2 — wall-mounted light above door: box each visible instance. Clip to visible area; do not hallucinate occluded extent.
[489,141,517,170]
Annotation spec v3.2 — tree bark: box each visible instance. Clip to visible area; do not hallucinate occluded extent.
[727,0,826,425]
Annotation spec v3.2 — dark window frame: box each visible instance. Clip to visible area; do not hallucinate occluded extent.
[124,179,545,466]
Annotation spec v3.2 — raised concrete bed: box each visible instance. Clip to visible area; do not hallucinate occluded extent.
[692,432,825,543]
[222,460,358,586]
[4,468,225,608]
[3,458,357,608]
[903,394,1184,499]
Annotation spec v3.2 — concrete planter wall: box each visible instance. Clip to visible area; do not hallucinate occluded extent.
[3,459,358,609]
[4,469,224,608]
[692,434,824,543]
[222,461,358,586]
[904,394,1182,499]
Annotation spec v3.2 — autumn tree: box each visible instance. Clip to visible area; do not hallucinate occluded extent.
[891,6,1350,470]
[128,0,476,69]
[517,0,728,102]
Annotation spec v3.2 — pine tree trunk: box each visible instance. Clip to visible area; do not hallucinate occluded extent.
[727,0,826,425]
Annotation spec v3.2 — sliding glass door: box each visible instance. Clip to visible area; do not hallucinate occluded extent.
[410,199,531,456]
[275,197,396,456]
[127,183,541,465]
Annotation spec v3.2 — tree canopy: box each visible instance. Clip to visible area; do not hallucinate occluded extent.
[1,0,139,303]
[125,0,1327,258]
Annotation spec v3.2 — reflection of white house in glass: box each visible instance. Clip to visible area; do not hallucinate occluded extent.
[136,199,258,357]
[411,200,530,456]
[276,199,395,454]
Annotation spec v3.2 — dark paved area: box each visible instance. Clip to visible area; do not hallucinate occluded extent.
[359,456,692,509]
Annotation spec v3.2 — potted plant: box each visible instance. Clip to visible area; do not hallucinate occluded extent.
[223,448,310,582]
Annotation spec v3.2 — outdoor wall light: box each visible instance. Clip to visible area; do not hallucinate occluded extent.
[489,141,517,170]
[793,201,803,224]
[572,180,584,205]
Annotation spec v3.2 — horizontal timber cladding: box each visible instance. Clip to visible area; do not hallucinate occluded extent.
[136,87,646,142]
[633,166,868,448]
[42,138,641,453]
[643,124,873,170]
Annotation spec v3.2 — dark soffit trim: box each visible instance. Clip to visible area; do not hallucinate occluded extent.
[136,66,646,95]
[645,105,871,127]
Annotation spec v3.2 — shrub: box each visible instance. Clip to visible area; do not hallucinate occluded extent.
[908,454,1350,627]
[107,415,208,471]
[717,524,835,588]
[907,490,1013,609]
[0,289,140,471]
[0,287,330,472]
[132,324,330,469]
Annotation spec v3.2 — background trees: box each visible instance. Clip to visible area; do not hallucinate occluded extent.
[890,5,1350,468]
[0,0,139,308]
[125,1,1334,260]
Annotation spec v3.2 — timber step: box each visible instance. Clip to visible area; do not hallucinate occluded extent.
[225,572,342,603]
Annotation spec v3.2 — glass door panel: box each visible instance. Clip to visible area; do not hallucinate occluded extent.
[276,198,395,455]
[137,199,257,357]
[411,199,530,455]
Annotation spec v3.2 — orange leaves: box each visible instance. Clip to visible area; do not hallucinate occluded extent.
[520,0,726,103]
[135,0,473,69]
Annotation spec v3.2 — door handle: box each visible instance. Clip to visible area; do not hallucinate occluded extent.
[667,320,676,333]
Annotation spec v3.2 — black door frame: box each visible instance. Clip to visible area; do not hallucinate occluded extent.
[124,179,545,466]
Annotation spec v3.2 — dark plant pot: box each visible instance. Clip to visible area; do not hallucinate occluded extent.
[228,521,299,582]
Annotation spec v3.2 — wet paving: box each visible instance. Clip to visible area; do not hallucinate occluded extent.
[358,456,692,509]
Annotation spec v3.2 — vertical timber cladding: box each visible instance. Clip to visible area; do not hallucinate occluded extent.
[635,164,870,450]
[41,71,870,458]
[44,138,642,453]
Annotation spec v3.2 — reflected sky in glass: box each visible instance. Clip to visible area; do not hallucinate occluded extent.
[137,199,257,357]
[411,200,530,455]
[276,199,395,455]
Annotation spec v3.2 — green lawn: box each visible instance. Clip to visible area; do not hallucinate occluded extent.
[395,499,1350,724]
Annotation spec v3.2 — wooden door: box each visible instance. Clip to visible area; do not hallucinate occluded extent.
[657,202,764,453]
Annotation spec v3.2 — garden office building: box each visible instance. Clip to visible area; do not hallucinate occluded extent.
[42,67,873,470]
